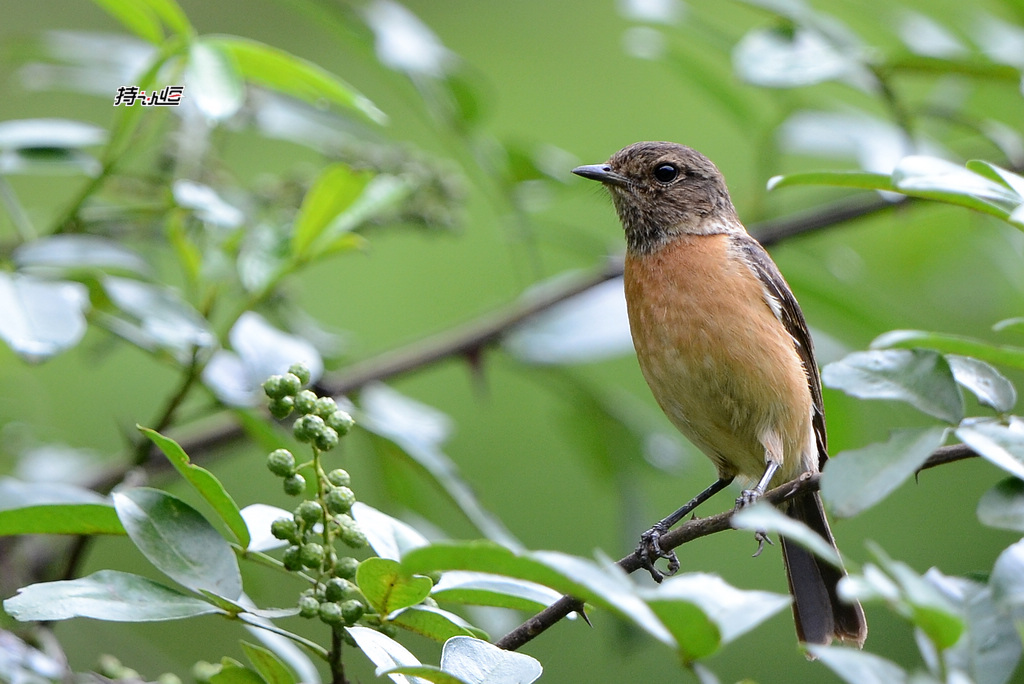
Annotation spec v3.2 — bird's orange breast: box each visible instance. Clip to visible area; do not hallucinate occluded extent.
[623,233,815,484]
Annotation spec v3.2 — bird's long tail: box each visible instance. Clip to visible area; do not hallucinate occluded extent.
[781,492,867,646]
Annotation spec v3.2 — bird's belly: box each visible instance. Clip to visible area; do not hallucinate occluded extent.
[624,236,813,484]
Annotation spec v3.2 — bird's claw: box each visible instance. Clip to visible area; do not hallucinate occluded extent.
[735,488,772,557]
[735,488,760,509]
[635,525,679,583]
[751,529,774,557]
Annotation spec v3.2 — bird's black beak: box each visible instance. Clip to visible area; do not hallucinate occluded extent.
[572,164,629,187]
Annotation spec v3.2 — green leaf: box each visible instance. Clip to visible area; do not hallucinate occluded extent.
[927,570,1022,684]
[402,542,674,646]
[991,539,1024,634]
[844,544,963,649]
[431,571,562,613]
[292,164,372,258]
[188,40,244,121]
[872,329,1024,372]
[379,665,470,684]
[314,174,410,247]
[946,355,1017,413]
[140,0,191,38]
[351,502,429,561]
[0,478,124,535]
[767,170,895,193]
[977,478,1024,532]
[0,502,122,536]
[807,646,908,684]
[0,273,88,362]
[3,570,222,622]
[956,417,1024,480]
[0,118,106,150]
[639,573,790,662]
[968,160,1024,196]
[822,349,964,423]
[173,180,244,228]
[89,0,164,43]
[821,427,948,518]
[204,36,386,124]
[892,155,1021,220]
[356,557,434,617]
[95,276,216,364]
[240,641,296,684]
[210,662,265,684]
[389,605,482,642]
[14,235,150,279]
[733,25,865,88]
[112,488,242,600]
[201,311,322,408]
[731,503,843,568]
[439,636,542,684]
[345,626,422,677]
[139,426,251,548]
[89,0,191,42]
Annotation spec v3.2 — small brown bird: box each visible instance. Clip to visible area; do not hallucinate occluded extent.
[573,141,866,646]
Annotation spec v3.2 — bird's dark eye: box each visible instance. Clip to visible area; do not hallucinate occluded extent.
[653,164,678,183]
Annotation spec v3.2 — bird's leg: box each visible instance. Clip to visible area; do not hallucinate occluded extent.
[636,476,734,582]
[736,460,780,557]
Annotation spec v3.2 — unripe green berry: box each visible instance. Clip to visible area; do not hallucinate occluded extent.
[325,486,356,514]
[293,414,325,443]
[268,396,295,419]
[295,500,323,524]
[314,426,339,452]
[282,545,302,571]
[313,396,338,418]
[336,514,367,548]
[96,654,123,678]
[283,473,306,496]
[324,577,348,602]
[266,449,296,476]
[288,363,312,386]
[318,601,344,625]
[379,623,398,638]
[335,556,360,579]
[157,674,183,684]
[270,517,298,541]
[298,594,320,618]
[275,373,302,397]
[326,409,355,436]
[263,374,292,399]
[300,542,325,568]
[341,599,364,625]
[326,468,351,487]
[293,390,318,415]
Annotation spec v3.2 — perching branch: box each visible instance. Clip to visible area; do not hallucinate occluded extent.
[494,443,977,651]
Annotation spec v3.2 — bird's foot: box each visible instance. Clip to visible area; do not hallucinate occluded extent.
[634,524,679,583]
[735,488,773,557]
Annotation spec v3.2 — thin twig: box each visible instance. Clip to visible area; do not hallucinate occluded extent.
[494,443,978,651]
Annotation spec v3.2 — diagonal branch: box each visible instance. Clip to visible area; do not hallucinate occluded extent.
[494,443,977,651]
[172,192,901,460]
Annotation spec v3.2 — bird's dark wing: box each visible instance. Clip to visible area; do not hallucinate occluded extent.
[731,233,828,467]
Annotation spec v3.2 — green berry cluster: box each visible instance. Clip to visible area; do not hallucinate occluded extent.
[262,363,369,628]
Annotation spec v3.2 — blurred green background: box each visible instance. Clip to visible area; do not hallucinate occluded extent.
[2,0,1023,682]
